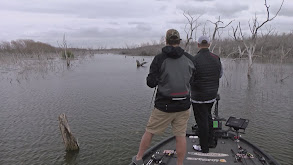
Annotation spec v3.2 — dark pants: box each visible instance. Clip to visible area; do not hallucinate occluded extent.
[192,102,214,152]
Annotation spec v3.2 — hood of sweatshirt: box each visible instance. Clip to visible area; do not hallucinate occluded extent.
[162,46,184,59]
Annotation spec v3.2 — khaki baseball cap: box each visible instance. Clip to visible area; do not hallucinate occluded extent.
[166,29,181,41]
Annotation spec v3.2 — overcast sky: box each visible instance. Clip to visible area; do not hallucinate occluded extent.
[0,0,292,48]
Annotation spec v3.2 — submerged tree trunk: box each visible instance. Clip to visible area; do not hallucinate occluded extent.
[243,42,255,78]
[238,46,245,58]
[248,44,255,78]
[58,113,79,151]
[218,46,222,55]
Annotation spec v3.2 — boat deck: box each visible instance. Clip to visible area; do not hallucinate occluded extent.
[130,132,279,165]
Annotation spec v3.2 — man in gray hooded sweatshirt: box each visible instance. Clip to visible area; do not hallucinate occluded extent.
[132,29,195,165]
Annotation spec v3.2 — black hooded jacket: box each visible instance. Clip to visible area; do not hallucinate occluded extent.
[147,46,195,112]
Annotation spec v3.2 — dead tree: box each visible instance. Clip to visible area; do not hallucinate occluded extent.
[58,113,79,151]
[201,22,208,36]
[63,35,70,67]
[239,0,284,77]
[280,46,292,64]
[208,16,233,42]
[208,16,233,53]
[259,26,277,56]
[58,34,71,67]
[230,25,246,58]
[136,60,147,67]
[183,11,201,54]
[260,25,276,39]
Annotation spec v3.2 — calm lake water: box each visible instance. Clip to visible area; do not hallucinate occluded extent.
[0,54,292,165]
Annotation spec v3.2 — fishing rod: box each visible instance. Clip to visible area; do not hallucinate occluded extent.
[159,150,176,165]
[213,94,220,117]
[237,145,257,165]
[146,151,158,165]
[146,150,176,165]
[246,152,257,165]
[231,149,244,164]
[146,154,155,165]
[253,150,268,165]
[237,145,249,165]
[149,86,157,108]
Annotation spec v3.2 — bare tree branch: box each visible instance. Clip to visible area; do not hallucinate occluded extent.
[183,11,202,53]
[201,22,208,36]
[252,0,284,40]
[231,25,239,41]
[208,16,234,41]
[261,25,276,39]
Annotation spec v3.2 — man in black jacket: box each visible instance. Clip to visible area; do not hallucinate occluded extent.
[191,36,222,153]
[132,29,195,165]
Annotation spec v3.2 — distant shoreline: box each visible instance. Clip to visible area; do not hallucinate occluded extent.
[1,35,293,63]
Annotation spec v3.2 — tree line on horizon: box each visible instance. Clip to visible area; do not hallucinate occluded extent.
[0,39,96,57]
[0,32,292,62]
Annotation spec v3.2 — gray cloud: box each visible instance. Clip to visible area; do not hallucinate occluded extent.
[128,22,153,31]
[274,2,293,17]
[136,24,152,31]
[109,22,120,25]
[214,2,249,17]
[128,22,148,25]
[189,0,215,1]
[176,3,210,15]
[0,1,160,19]
[279,8,293,17]
[0,0,292,48]
[167,19,186,25]
[177,1,249,17]
[266,16,293,33]
[37,25,159,48]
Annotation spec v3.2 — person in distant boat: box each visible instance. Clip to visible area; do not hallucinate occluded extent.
[190,36,222,153]
[132,29,195,165]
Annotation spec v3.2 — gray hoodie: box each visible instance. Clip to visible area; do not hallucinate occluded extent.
[147,46,195,112]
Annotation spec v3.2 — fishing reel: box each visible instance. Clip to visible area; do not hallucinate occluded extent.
[147,150,176,165]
